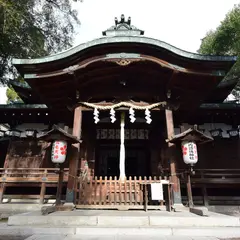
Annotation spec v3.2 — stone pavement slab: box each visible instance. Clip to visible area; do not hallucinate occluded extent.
[172,227,240,238]
[2,225,240,238]
[191,237,219,240]
[8,210,240,227]
[75,227,172,235]
[0,237,28,240]
[0,235,237,240]
[25,235,67,240]
[22,235,222,240]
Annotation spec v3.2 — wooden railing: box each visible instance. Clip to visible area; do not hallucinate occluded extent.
[1,167,240,206]
[180,169,240,206]
[0,168,69,183]
[0,168,70,204]
[75,176,172,211]
[185,169,240,184]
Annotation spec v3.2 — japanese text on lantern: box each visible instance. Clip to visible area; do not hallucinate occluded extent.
[51,140,68,164]
[181,141,198,165]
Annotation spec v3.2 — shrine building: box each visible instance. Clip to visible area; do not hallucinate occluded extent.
[0,15,239,210]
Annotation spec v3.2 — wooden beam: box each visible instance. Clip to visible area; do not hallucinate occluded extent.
[56,166,64,205]
[35,79,69,89]
[186,172,194,208]
[166,70,178,91]
[77,65,168,88]
[0,183,6,204]
[165,109,182,205]
[39,169,47,204]
[66,106,82,203]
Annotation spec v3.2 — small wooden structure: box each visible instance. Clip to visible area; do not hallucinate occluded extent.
[167,125,213,207]
[0,15,239,210]
[75,176,172,211]
[38,125,81,205]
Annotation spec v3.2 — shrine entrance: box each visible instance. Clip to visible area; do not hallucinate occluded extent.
[95,143,150,178]
[94,125,150,178]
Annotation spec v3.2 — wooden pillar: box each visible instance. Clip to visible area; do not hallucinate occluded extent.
[39,169,47,204]
[186,172,194,207]
[39,182,46,204]
[201,172,209,206]
[66,106,82,203]
[86,125,96,177]
[56,166,64,205]
[3,140,12,168]
[0,183,6,204]
[165,109,182,205]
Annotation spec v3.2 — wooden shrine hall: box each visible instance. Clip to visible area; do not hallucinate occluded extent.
[0,15,239,210]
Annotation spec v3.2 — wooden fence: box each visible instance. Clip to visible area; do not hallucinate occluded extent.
[190,169,240,185]
[0,168,69,203]
[2,167,240,207]
[0,168,69,183]
[181,169,240,206]
[75,176,172,211]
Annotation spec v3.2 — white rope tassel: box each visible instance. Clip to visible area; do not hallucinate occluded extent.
[119,112,126,181]
[93,108,100,124]
[129,107,136,123]
[145,108,152,124]
[80,101,166,110]
[110,108,116,123]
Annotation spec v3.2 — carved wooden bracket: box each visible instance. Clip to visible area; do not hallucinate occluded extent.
[106,58,143,66]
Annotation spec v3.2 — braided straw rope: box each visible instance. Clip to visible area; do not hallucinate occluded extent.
[80,101,167,110]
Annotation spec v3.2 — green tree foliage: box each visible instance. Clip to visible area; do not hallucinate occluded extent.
[198,4,240,99]
[0,0,81,103]
[6,87,22,104]
[0,0,80,81]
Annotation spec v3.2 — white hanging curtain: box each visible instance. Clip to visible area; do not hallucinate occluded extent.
[119,112,126,181]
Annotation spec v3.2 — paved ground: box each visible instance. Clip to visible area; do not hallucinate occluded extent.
[0,235,239,240]
[3,208,240,239]
[0,237,28,240]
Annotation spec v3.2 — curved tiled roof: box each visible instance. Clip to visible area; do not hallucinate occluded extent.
[12,36,237,66]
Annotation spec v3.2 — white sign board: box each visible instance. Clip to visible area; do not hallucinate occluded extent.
[151,183,163,200]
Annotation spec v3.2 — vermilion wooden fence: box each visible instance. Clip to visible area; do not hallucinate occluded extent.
[75,176,172,211]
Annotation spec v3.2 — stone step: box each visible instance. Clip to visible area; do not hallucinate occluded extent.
[2,225,240,238]
[8,211,240,227]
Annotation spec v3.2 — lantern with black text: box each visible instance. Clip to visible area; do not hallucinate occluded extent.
[181,141,198,166]
[51,140,68,164]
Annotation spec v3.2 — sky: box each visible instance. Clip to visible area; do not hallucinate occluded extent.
[0,0,239,104]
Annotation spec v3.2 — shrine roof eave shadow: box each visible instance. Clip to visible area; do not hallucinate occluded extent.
[12,36,237,75]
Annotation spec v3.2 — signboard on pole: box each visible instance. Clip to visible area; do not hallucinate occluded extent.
[151,183,163,200]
